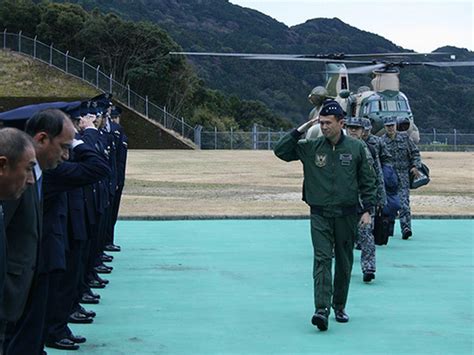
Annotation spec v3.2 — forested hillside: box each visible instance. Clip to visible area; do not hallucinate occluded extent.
[4,0,474,130]
[0,0,290,131]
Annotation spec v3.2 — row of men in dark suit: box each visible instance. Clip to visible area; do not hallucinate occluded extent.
[0,101,128,354]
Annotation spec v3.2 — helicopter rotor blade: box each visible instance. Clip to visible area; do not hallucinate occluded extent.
[331,52,450,59]
[170,51,376,64]
[419,61,474,67]
[169,52,472,67]
[333,63,388,74]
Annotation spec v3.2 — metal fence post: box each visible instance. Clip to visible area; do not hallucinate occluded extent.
[49,43,53,66]
[230,127,234,150]
[127,84,131,106]
[252,124,258,150]
[181,117,185,137]
[194,125,202,149]
[267,128,271,150]
[145,96,149,117]
[96,65,100,88]
[65,50,69,73]
[433,128,437,143]
[163,106,167,127]
[109,73,113,93]
[214,126,218,149]
[33,35,37,58]
[81,57,85,79]
[18,31,22,52]
[3,29,6,49]
[454,129,457,151]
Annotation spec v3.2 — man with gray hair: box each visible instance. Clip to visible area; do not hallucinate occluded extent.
[0,127,36,350]
[0,128,36,200]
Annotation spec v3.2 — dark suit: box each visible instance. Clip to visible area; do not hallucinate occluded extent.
[46,131,105,343]
[0,203,5,348]
[6,137,110,355]
[109,123,128,244]
[0,203,5,305]
[0,183,42,322]
[0,178,42,354]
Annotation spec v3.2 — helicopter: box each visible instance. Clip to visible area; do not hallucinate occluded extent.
[170,51,474,143]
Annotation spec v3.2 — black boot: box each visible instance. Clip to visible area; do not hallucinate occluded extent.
[311,308,329,331]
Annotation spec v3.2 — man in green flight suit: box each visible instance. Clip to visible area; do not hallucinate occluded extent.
[274,100,377,331]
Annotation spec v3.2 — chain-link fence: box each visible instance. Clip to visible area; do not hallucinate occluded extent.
[198,125,474,151]
[3,31,474,151]
[1,30,196,144]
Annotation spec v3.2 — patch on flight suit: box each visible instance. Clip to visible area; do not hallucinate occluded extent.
[340,153,352,166]
[315,154,327,167]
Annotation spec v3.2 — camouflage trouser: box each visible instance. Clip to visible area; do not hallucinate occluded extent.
[397,172,411,232]
[356,215,376,274]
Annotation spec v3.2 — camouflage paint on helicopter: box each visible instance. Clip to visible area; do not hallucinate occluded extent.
[307,63,420,143]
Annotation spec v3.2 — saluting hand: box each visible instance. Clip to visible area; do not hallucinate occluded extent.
[79,115,96,130]
[297,116,319,133]
[359,211,371,227]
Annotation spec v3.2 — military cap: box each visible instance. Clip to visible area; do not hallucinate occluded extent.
[383,116,397,125]
[361,118,372,130]
[345,117,363,127]
[67,107,82,120]
[111,106,122,117]
[319,100,345,118]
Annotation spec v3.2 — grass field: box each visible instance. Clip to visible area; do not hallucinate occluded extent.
[120,151,474,218]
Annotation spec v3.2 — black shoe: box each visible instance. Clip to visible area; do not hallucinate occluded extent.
[402,229,412,240]
[94,265,112,274]
[103,252,114,259]
[363,272,375,283]
[80,294,100,304]
[100,254,114,262]
[45,338,79,350]
[67,334,86,344]
[95,275,109,284]
[334,309,350,323]
[104,244,121,252]
[87,280,106,289]
[78,306,96,318]
[69,311,94,324]
[311,309,329,331]
[84,290,101,299]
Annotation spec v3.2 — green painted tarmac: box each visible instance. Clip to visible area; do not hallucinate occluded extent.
[49,220,473,355]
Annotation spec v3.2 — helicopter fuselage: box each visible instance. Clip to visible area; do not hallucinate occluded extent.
[308,63,420,143]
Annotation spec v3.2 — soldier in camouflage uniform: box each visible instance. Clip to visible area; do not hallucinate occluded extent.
[362,119,393,166]
[346,118,385,283]
[381,117,422,239]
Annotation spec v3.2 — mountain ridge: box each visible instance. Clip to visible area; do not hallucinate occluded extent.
[34,0,474,130]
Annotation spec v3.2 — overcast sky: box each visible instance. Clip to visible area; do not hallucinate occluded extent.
[229,0,473,53]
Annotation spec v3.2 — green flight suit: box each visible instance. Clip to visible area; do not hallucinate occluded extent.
[274,129,377,311]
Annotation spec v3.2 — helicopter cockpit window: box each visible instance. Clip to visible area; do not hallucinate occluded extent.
[367,100,381,113]
[381,99,410,112]
[397,100,409,111]
[365,99,409,113]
